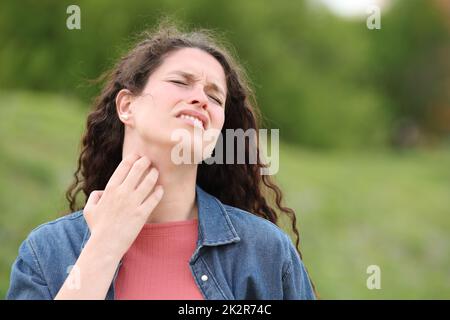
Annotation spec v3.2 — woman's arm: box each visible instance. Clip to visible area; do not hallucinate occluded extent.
[54,233,121,300]
[7,154,163,300]
[281,234,317,300]
[6,228,122,300]
[56,154,163,299]
[6,238,52,300]
[56,154,164,299]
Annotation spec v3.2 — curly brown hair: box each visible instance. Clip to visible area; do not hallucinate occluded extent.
[65,22,317,295]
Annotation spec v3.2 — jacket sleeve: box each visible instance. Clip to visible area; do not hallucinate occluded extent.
[5,237,52,300]
[281,234,316,300]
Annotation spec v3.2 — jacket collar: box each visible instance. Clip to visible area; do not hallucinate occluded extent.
[80,185,241,253]
[195,185,241,246]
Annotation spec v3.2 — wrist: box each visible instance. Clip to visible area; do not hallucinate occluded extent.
[85,232,124,264]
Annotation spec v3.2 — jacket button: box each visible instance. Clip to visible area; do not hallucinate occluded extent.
[201,275,208,281]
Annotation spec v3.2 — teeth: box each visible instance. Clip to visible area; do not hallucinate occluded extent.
[179,114,204,129]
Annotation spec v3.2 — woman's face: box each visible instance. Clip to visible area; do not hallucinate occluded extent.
[119,47,227,163]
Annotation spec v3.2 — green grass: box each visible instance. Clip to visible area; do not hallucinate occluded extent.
[0,90,449,299]
[277,145,450,299]
[0,90,86,298]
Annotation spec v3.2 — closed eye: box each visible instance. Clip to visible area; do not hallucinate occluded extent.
[169,80,223,106]
[169,80,187,85]
[208,95,223,106]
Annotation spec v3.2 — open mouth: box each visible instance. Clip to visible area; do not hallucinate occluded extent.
[176,113,206,130]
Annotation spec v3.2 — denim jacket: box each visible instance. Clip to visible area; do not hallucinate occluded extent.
[6,185,316,300]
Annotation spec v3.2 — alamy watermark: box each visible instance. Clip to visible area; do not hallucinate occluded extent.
[366,265,381,290]
[66,264,81,290]
[366,5,381,30]
[170,127,279,175]
[66,5,81,30]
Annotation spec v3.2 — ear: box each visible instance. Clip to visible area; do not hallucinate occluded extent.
[116,89,135,125]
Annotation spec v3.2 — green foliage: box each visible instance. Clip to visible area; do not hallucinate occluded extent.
[278,144,450,298]
[1,0,448,299]
[0,91,449,298]
[0,91,85,298]
[368,0,450,140]
[0,0,448,148]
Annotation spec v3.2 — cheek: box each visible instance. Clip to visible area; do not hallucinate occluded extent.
[133,102,167,136]
[210,108,225,129]
[145,84,181,110]
[159,84,185,104]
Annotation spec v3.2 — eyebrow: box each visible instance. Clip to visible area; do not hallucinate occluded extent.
[167,70,226,99]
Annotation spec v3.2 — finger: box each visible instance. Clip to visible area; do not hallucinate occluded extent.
[140,185,164,216]
[135,168,159,204]
[92,190,104,205]
[121,156,151,190]
[86,190,103,207]
[105,153,141,189]
[135,165,152,188]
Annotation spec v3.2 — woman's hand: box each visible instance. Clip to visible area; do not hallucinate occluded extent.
[83,153,163,259]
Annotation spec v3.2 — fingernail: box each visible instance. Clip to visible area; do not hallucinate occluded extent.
[156,186,164,198]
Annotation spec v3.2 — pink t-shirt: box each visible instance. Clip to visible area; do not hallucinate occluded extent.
[114,218,204,300]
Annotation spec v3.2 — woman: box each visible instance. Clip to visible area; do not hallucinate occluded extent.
[6,23,317,300]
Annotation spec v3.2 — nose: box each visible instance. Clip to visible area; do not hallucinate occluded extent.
[187,85,209,110]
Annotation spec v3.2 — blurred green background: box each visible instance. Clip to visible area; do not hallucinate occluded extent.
[0,0,449,299]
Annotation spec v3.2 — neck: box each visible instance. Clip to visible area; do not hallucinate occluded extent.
[122,140,198,224]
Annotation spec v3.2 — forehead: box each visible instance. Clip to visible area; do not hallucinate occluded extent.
[153,48,227,90]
